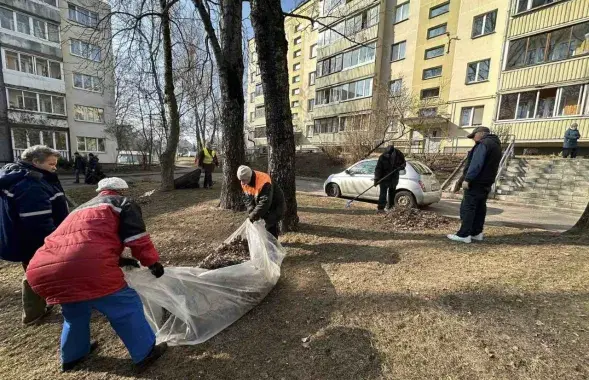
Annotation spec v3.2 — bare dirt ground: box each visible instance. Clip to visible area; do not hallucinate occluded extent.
[1,183,589,380]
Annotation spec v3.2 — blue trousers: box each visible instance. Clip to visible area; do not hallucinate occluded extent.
[60,286,155,364]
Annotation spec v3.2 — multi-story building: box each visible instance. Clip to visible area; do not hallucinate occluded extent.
[0,0,117,163]
[246,0,589,154]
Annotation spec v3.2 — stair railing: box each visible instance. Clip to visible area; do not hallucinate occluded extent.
[490,135,516,198]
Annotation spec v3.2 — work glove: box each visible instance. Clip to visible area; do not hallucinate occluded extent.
[118,257,140,268]
[148,262,165,278]
[373,180,379,187]
[462,181,470,190]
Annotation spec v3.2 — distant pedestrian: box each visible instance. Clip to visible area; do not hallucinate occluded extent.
[0,145,68,324]
[197,142,219,189]
[85,153,105,185]
[563,123,581,158]
[447,127,501,244]
[73,152,86,184]
[237,165,285,239]
[374,144,406,213]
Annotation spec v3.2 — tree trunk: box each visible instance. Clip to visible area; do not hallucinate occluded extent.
[0,47,12,164]
[566,202,589,235]
[159,0,181,191]
[250,0,299,231]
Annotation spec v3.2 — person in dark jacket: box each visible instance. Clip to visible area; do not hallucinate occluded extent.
[563,123,581,158]
[448,127,502,243]
[374,144,406,213]
[73,152,86,183]
[0,145,69,324]
[197,142,219,189]
[237,165,285,239]
[85,153,105,185]
[27,177,167,373]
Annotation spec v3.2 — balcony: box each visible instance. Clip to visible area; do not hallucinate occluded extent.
[508,0,589,37]
[494,117,589,143]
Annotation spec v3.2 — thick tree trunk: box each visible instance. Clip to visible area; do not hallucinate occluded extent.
[159,0,181,191]
[0,48,12,164]
[250,0,299,231]
[566,202,589,235]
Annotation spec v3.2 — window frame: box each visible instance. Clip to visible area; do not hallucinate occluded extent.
[429,2,450,18]
[422,65,443,80]
[76,136,106,153]
[466,59,491,84]
[293,62,301,71]
[293,36,302,45]
[0,8,60,43]
[391,40,407,62]
[293,49,302,58]
[515,0,566,15]
[459,106,484,127]
[6,87,66,115]
[3,49,62,80]
[420,87,440,99]
[74,104,104,123]
[472,9,498,38]
[68,3,99,28]
[72,72,102,92]
[291,100,300,108]
[425,45,445,59]
[394,2,410,24]
[309,71,316,85]
[427,23,447,39]
[310,44,317,58]
[70,39,101,62]
[390,79,403,96]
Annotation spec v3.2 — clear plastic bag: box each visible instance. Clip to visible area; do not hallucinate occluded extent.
[124,220,285,346]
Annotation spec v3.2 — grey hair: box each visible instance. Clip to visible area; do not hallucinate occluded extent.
[21,145,60,163]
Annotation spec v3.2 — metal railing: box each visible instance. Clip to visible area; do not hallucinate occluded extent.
[490,136,516,198]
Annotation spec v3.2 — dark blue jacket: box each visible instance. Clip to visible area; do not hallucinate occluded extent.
[463,134,502,187]
[0,162,69,263]
[564,128,581,149]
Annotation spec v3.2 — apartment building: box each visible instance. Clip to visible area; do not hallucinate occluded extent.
[246,0,589,153]
[0,0,117,163]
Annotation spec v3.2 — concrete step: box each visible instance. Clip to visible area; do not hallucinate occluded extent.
[494,195,587,211]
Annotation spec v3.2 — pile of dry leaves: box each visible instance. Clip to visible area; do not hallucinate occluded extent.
[383,207,454,230]
[197,236,250,269]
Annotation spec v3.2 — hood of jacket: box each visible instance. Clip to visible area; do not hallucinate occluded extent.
[0,161,59,190]
[480,133,501,146]
[385,146,395,156]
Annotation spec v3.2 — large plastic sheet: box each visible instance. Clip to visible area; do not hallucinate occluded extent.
[124,220,285,346]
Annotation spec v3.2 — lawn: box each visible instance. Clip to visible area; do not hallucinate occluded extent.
[1,183,588,379]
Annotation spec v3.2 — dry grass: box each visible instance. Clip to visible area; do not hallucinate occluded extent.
[1,183,588,379]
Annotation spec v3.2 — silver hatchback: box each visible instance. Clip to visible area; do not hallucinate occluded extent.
[323,159,442,208]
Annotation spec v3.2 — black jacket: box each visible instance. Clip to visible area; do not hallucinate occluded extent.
[463,134,502,187]
[74,155,86,170]
[243,171,285,226]
[374,147,406,185]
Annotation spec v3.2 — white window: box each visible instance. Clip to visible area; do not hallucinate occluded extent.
[308,99,315,111]
[0,8,14,31]
[391,41,406,61]
[293,63,301,71]
[77,137,106,152]
[425,45,445,59]
[390,79,403,96]
[292,100,300,107]
[292,88,300,95]
[423,66,442,79]
[0,10,59,42]
[7,88,65,115]
[472,10,497,38]
[466,59,490,83]
[516,0,565,14]
[3,50,62,79]
[460,106,484,126]
[427,23,447,39]
[309,71,316,85]
[342,42,376,70]
[317,78,373,105]
[394,2,410,23]
[12,129,67,151]
[310,44,317,58]
[16,13,29,34]
[71,39,101,62]
[294,37,302,45]
[73,73,102,92]
[32,18,59,42]
[430,2,449,18]
[293,50,301,58]
[74,105,104,123]
[292,75,300,83]
[69,4,99,28]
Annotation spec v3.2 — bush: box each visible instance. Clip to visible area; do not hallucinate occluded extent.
[58,157,73,170]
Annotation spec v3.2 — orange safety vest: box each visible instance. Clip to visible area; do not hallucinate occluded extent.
[241,170,271,197]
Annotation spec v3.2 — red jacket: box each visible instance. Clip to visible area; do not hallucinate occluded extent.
[26,190,159,305]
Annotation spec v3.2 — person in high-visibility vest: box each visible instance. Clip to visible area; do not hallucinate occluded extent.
[197,142,219,189]
[237,165,285,239]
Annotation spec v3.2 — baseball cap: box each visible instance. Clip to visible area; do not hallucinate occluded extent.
[467,126,490,139]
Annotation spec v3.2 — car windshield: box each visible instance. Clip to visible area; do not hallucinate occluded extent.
[409,161,433,175]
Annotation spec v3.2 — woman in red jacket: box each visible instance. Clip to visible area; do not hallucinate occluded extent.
[26,177,167,373]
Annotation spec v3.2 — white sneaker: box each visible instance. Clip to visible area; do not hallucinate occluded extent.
[447,234,471,243]
[471,233,484,241]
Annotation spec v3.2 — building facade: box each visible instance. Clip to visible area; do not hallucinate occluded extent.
[0,0,117,163]
[246,0,589,154]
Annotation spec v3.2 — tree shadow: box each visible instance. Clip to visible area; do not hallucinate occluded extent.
[298,206,376,216]
[284,242,401,265]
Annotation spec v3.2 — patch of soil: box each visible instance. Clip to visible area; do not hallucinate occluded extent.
[383,207,454,230]
[197,236,250,269]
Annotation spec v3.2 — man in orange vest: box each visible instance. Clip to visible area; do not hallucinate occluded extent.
[196,142,219,189]
[237,165,285,239]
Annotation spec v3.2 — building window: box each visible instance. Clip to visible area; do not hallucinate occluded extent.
[318,43,376,77]
[460,106,484,126]
[12,129,67,152]
[32,18,60,43]
[41,0,57,6]
[308,98,315,111]
[295,23,304,32]
[70,39,101,62]
[394,2,410,23]
[3,50,62,79]
[250,92,255,103]
[429,2,449,18]
[254,126,266,138]
[391,41,406,61]
[16,14,29,34]
[68,4,99,28]
[421,87,440,99]
[516,0,566,14]
[7,88,65,115]
[310,44,317,58]
[255,83,263,96]
[250,72,255,83]
[466,59,490,83]
[309,71,316,85]
[425,45,445,59]
[255,105,265,118]
[293,50,302,58]
[293,62,301,71]
[77,137,106,152]
[423,66,442,79]
[73,73,102,92]
[340,114,370,132]
[294,36,302,45]
[315,78,373,105]
[427,23,447,39]
[0,9,59,42]
[313,117,339,134]
[472,10,497,38]
[497,84,589,120]
[292,88,300,95]
[74,105,104,123]
[419,108,438,117]
[390,79,403,96]
[249,111,254,121]
[506,21,589,70]
[292,100,300,108]
[0,8,14,31]
[319,5,379,46]
[292,75,300,83]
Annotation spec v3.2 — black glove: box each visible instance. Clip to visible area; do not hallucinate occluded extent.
[148,262,164,278]
[374,180,379,187]
[118,257,140,268]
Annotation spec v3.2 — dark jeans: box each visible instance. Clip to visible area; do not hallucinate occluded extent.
[202,164,214,188]
[457,185,491,238]
[74,169,82,183]
[266,224,279,239]
[377,177,399,210]
[563,148,577,158]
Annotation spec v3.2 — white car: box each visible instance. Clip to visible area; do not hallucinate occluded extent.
[324,159,442,208]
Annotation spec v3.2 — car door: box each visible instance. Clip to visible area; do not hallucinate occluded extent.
[345,160,378,200]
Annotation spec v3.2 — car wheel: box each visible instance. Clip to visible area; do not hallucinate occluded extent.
[326,183,341,198]
[394,190,416,209]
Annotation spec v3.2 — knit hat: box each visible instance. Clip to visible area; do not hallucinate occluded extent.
[96,177,129,192]
[237,165,253,183]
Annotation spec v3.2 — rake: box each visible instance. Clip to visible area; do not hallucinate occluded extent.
[345,167,402,209]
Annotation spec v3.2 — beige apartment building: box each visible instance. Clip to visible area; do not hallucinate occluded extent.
[246,0,589,154]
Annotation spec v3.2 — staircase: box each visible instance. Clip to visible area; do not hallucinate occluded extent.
[495,158,589,211]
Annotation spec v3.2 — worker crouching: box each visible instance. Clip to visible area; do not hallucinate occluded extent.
[26,177,167,373]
